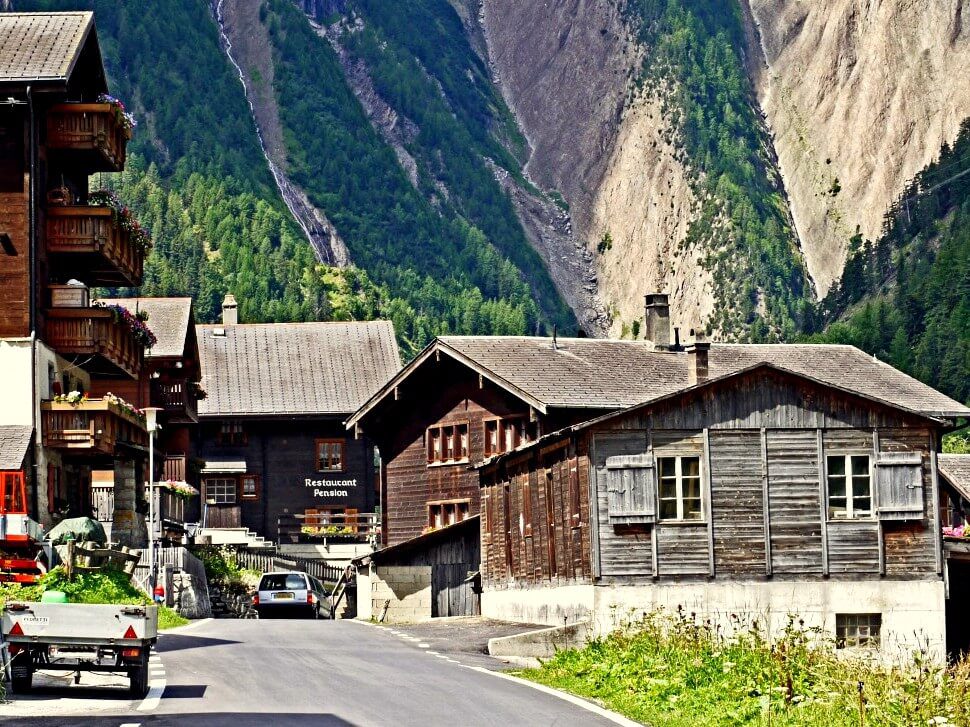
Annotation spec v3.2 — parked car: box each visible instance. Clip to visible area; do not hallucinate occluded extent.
[254,572,329,619]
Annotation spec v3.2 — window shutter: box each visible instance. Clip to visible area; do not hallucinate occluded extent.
[605,454,656,524]
[875,452,924,520]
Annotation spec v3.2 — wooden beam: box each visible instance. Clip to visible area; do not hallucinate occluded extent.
[702,428,714,578]
[817,429,829,577]
[761,428,772,576]
[930,430,943,575]
[874,428,885,576]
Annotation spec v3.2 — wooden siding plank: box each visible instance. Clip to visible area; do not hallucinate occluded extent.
[766,430,824,574]
[761,428,772,576]
[817,430,829,576]
[709,430,766,576]
[702,428,714,577]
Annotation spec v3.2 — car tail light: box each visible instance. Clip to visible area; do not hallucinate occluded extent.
[121,647,141,659]
[252,594,259,605]
[306,592,313,604]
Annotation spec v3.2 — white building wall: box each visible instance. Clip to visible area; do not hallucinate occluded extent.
[0,338,34,425]
[483,579,945,663]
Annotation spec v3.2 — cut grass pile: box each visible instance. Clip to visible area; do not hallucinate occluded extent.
[0,567,188,630]
[520,610,968,727]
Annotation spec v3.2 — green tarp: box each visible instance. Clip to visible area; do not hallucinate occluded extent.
[46,517,107,545]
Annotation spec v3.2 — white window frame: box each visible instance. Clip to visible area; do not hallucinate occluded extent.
[827,453,873,520]
[657,455,703,522]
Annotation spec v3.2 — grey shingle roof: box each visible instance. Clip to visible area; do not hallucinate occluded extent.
[940,454,970,502]
[349,336,969,426]
[197,321,402,417]
[99,298,193,359]
[0,12,93,83]
[438,337,970,418]
[0,425,32,470]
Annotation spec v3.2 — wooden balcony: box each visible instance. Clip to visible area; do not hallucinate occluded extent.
[152,381,198,423]
[46,103,129,172]
[47,206,145,286]
[41,398,148,457]
[45,307,143,379]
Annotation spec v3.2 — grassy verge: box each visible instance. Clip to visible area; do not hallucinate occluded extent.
[519,611,967,726]
[0,567,188,630]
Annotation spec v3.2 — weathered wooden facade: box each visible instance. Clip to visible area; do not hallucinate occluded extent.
[0,12,152,545]
[194,302,400,549]
[939,455,970,655]
[479,360,969,659]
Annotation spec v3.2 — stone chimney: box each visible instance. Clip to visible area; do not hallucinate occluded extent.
[222,293,238,325]
[686,331,710,386]
[644,293,671,349]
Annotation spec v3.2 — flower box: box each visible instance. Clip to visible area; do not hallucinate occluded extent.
[47,205,146,287]
[46,102,130,172]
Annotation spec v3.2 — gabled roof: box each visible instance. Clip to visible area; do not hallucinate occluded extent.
[477,362,946,470]
[0,425,32,470]
[197,321,402,417]
[940,454,970,502]
[0,12,95,84]
[99,298,194,359]
[347,336,969,428]
[353,515,480,567]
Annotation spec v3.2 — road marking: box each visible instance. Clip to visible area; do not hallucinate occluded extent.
[137,650,166,712]
[418,643,430,648]
[463,666,643,727]
[160,617,213,634]
[119,723,142,726]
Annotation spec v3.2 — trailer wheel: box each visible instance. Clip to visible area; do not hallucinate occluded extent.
[10,660,33,693]
[129,652,149,698]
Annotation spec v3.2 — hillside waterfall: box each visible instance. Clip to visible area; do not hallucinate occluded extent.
[214,0,349,267]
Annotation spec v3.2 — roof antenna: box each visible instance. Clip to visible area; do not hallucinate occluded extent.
[552,324,558,350]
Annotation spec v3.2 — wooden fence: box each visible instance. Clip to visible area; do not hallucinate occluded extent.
[233,548,344,584]
[133,546,207,586]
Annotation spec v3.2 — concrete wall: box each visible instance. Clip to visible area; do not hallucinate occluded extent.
[356,566,373,621]
[369,565,433,623]
[0,338,33,425]
[482,583,596,626]
[482,579,946,662]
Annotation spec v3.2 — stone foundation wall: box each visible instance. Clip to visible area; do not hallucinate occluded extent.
[370,565,432,623]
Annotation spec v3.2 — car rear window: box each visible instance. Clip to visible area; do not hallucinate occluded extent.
[259,574,307,591]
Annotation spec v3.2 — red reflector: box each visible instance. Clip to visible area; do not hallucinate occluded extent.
[122,625,137,639]
[9,621,23,636]
[8,644,22,656]
[121,647,141,658]
[252,594,259,605]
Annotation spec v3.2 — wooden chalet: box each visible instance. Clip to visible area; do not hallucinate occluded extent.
[477,344,969,660]
[88,298,203,543]
[0,12,151,545]
[194,296,400,555]
[939,454,970,654]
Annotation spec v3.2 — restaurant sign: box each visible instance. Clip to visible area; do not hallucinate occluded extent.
[305,478,358,498]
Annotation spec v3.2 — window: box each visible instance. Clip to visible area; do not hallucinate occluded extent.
[426,423,469,464]
[316,440,345,472]
[836,613,881,649]
[204,477,236,505]
[484,417,535,457]
[217,421,246,446]
[658,456,702,521]
[827,455,872,519]
[240,475,259,499]
[428,500,469,529]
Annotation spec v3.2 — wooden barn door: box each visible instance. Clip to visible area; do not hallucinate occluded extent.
[431,563,480,617]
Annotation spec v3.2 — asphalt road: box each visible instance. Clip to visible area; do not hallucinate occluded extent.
[1,618,634,726]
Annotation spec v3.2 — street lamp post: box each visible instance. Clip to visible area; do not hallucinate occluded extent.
[144,407,162,592]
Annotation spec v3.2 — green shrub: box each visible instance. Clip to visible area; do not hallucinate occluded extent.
[522,610,968,727]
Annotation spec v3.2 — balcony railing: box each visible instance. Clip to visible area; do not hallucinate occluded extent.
[47,206,145,286]
[47,103,130,172]
[152,381,198,423]
[45,306,143,378]
[91,485,190,532]
[41,398,148,456]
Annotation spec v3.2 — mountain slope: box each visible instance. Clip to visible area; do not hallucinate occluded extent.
[744,0,970,295]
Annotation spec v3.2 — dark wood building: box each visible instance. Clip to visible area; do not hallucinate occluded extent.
[194,299,400,550]
[939,454,970,655]
[0,12,151,545]
[477,349,969,660]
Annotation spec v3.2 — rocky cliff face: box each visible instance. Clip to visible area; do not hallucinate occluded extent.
[745,0,970,295]
[480,0,708,336]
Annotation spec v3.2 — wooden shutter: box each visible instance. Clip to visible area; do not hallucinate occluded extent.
[875,452,924,520]
[605,454,656,524]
